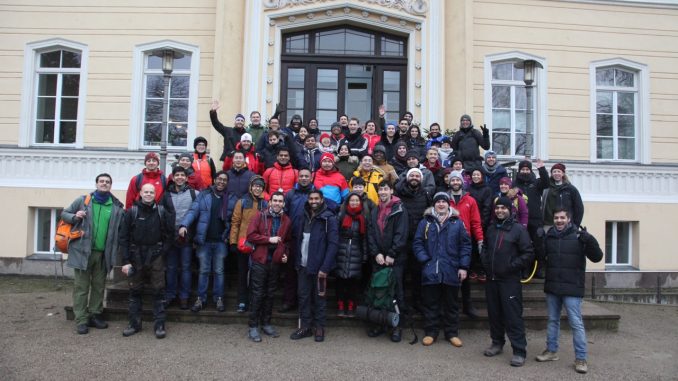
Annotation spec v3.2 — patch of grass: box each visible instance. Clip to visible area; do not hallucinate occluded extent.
[0,275,73,294]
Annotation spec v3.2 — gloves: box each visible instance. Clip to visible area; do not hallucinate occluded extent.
[578,227,594,245]
[274,102,285,115]
[480,124,488,133]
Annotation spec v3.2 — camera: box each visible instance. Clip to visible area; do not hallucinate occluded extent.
[355,305,399,328]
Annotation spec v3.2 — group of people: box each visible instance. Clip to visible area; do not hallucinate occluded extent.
[62,104,602,374]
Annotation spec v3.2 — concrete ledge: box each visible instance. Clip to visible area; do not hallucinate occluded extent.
[0,257,74,277]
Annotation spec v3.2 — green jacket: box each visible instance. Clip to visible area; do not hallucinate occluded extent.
[61,192,125,272]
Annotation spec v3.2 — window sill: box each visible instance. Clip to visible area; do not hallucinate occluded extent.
[605,265,638,271]
[27,253,66,261]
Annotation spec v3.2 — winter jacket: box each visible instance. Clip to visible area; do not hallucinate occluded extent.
[468,181,493,231]
[395,181,432,240]
[389,155,409,176]
[413,208,472,286]
[125,168,166,210]
[61,192,125,272]
[335,156,358,181]
[257,132,295,167]
[293,203,338,275]
[367,198,409,265]
[262,162,298,195]
[180,186,238,245]
[481,217,534,281]
[350,166,385,205]
[246,123,266,145]
[363,133,382,155]
[162,184,198,231]
[406,138,427,162]
[373,158,399,186]
[514,167,549,228]
[314,167,349,206]
[167,166,203,191]
[542,177,584,227]
[284,183,314,221]
[425,135,446,150]
[482,164,508,195]
[494,189,529,227]
[226,166,256,199]
[450,126,490,170]
[334,203,368,279]
[340,131,368,158]
[298,147,322,172]
[541,224,603,297]
[210,110,245,161]
[246,209,292,265]
[396,165,436,196]
[119,200,175,266]
[448,191,484,241]
[230,178,269,246]
[222,142,265,174]
[192,152,216,190]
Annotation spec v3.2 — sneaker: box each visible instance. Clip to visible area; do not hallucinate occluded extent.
[87,315,108,329]
[510,355,526,367]
[216,297,225,312]
[262,325,280,338]
[337,300,346,318]
[179,298,189,310]
[390,328,402,343]
[484,344,503,357]
[449,337,463,347]
[422,336,435,346]
[76,324,89,335]
[191,299,203,313]
[574,359,588,374]
[237,303,247,313]
[122,325,140,337]
[536,350,559,362]
[314,327,325,342]
[154,323,166,339]
[248,327,262,342]
[346,300,355,318]
[290,327,313,340]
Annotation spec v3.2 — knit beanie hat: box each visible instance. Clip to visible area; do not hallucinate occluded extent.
[495,196,512,209]
[499,177,513,187]
[178,152,193,163]
[320,152,335,163]
[433,192,450,204]
[235,113,246,121]
[240,133,253,142]
[484,150,497,160]
[251,177,265,188]
[518,160,532,171]
[406,168,423,179]
[551,163,566,173]
[449,170,464,182]
[145,152,160,163]
[194,136,207,149]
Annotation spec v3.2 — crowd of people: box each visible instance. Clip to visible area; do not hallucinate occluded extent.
[61,103,603,374]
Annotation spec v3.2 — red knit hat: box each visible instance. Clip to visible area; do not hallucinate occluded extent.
[145,152,160,163]
[551,163,566,173]
[319,133,331,142]
[499,177,513,187]
[320,152,335,163]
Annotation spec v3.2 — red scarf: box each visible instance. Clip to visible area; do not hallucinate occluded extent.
[341,203,366,234]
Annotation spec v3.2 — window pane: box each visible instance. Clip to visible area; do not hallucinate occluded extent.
[38,74,57,96]
[287,89,304,109]
[59,121,77,144]
[615,69,634,87]
[36,209,52,252]
[385,111,400,123]
[597,138,613,159]
[618,115,635,137]
[492,86,510,108]
[492,63,512,80]
[516,133,533,156]
[170,76,190,98]
[345,30,374,54]
[596,91,612,113]
[35,121,55,143]
[513,66,524,81]
[147,55,162,70]
[381,37,403,56]
[40,51,61,68]
[618,138,635,160]
[146,75,164,98]
[383,92,399,113]
[145,99,163,122]
[492,110,510,131]
[62,74,80,96]
[169,123,188,146]
[616,222,630,264]
[515,86,527,110]
[316,29,345,54]
[492,133,510,155]
[596,114,612,136]
[317,69,338,89]
[285,34,309,53]
[317,110,337,130]
[62,51,81,68]
[317,90,337,109]
[144,123,162,145]
[173,54,191,70]
[37,97,56,120]
[61,98,78,120]
[384,71,400,91]
[288,68,304,88]
[596,68,614,86]
[617,92,635,114]
[605,221,613,264]
[169,100,188,122]
[515,110,526,132]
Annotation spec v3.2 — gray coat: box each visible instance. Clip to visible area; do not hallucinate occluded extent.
[61,192,125,272]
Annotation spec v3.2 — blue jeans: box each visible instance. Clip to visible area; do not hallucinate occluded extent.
[545,293,587,360]
[165,243,193,300]
[196,241,227,303]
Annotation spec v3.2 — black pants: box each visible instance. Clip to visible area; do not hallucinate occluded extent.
[248,261,280,328]
[335,277,359,303]
[281,258,297,306]
[422,283,460,339]
[485,280,527,356]
[234,247,249,306]
[128,254,165,329]
[297,267,326,329]
[406,242,422,307]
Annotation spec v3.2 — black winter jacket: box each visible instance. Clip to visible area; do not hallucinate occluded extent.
[334,215,367,279]
[514,167,549,228]
[468,181,493,231]
[119,201,175,266]
[368,199,409,265]
[542,224,603,297]
[396,182,432,240]
[481,217,534,281]
[450,126,490,170]
[210,110,245,161]
[542,178,584,227]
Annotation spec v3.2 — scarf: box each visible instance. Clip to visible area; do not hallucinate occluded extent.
[92,190,111,204]
[341,203,365,234]
[377,197,398,233]
[432,208,450,225]
[210,186,229,221]
[482,161,498,174]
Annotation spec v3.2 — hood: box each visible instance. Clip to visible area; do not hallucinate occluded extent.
[248,175,266,198]
[423,206,460,218]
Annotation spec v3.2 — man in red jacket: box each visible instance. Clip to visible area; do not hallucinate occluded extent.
[125,152,166,210]
[262,147,298,195]
[447,170,483,318]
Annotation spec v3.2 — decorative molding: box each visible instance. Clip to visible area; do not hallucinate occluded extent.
[263,0,429,15]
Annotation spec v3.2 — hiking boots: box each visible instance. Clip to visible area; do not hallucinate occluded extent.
[122,325,140,337]
[216,297,225,312]
[191,299,203,313]
[510,355,526,367]
[248,327,262,342]
[87,315,108,329]
[76,324,89,335]
[390,328,402,343]
[314,327,325,342]
[290,327,313,340]
[262,325,280,338]
[536,350,559,362]
[484,344,503,357]
[154,323,166,339]
[575,359,588,374]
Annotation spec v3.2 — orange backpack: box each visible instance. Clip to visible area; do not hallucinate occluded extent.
[55,195,91,253]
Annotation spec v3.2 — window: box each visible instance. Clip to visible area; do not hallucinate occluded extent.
[283,27,406,57]
[20,39,88,148]
[129,41,200,150]
[484,52,547,159]
[605,221,633,266]
[35,208,63,254]
[590,59,649,163]
[286,67,305,125]
[315,68,338,128]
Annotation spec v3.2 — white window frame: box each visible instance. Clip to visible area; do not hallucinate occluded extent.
[484,51,548,160]
[605,221,633,267]
[20,38,89,148]
[590,58,650,164]
[129,40,200,150]
[34,207,63,254]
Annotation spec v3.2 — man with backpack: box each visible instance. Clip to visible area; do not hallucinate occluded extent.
[120,184,175,339]
[125,152,167,210]
[61,173,125,335]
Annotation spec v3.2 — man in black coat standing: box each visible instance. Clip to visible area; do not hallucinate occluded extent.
[535,208,603,374]
[481,196,534,367]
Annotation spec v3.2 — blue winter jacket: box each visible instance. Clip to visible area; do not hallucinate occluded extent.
[413,207,472,287]
[180,186,238,245]
[226,167,255,199]
[293,203,339,275]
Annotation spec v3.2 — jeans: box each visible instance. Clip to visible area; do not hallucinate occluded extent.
[545,293,587,360]
[165,243,193,300]
[196,241,228,303]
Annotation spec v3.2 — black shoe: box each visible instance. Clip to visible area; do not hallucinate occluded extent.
[463,305,480,319]
[290,328,313,340]
[367,326,385,338]
[484,344,504,357]
[154,323,166,339]
[76,324,89,335]
[510,354,526,367]
[87,315,108,329]
[390,328,402,343]
[314,327,325,342]
[122,325,140,337]
[278,303,297,313]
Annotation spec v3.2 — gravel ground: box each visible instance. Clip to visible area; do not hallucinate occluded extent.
[0,276,676,381]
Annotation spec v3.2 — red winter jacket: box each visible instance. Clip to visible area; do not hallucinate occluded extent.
[363,133,382,155]
[246,209,292,264]
[262,162,298,195]
[222,143,265,175]
[448,191,484,242]
[125,168,166,210]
